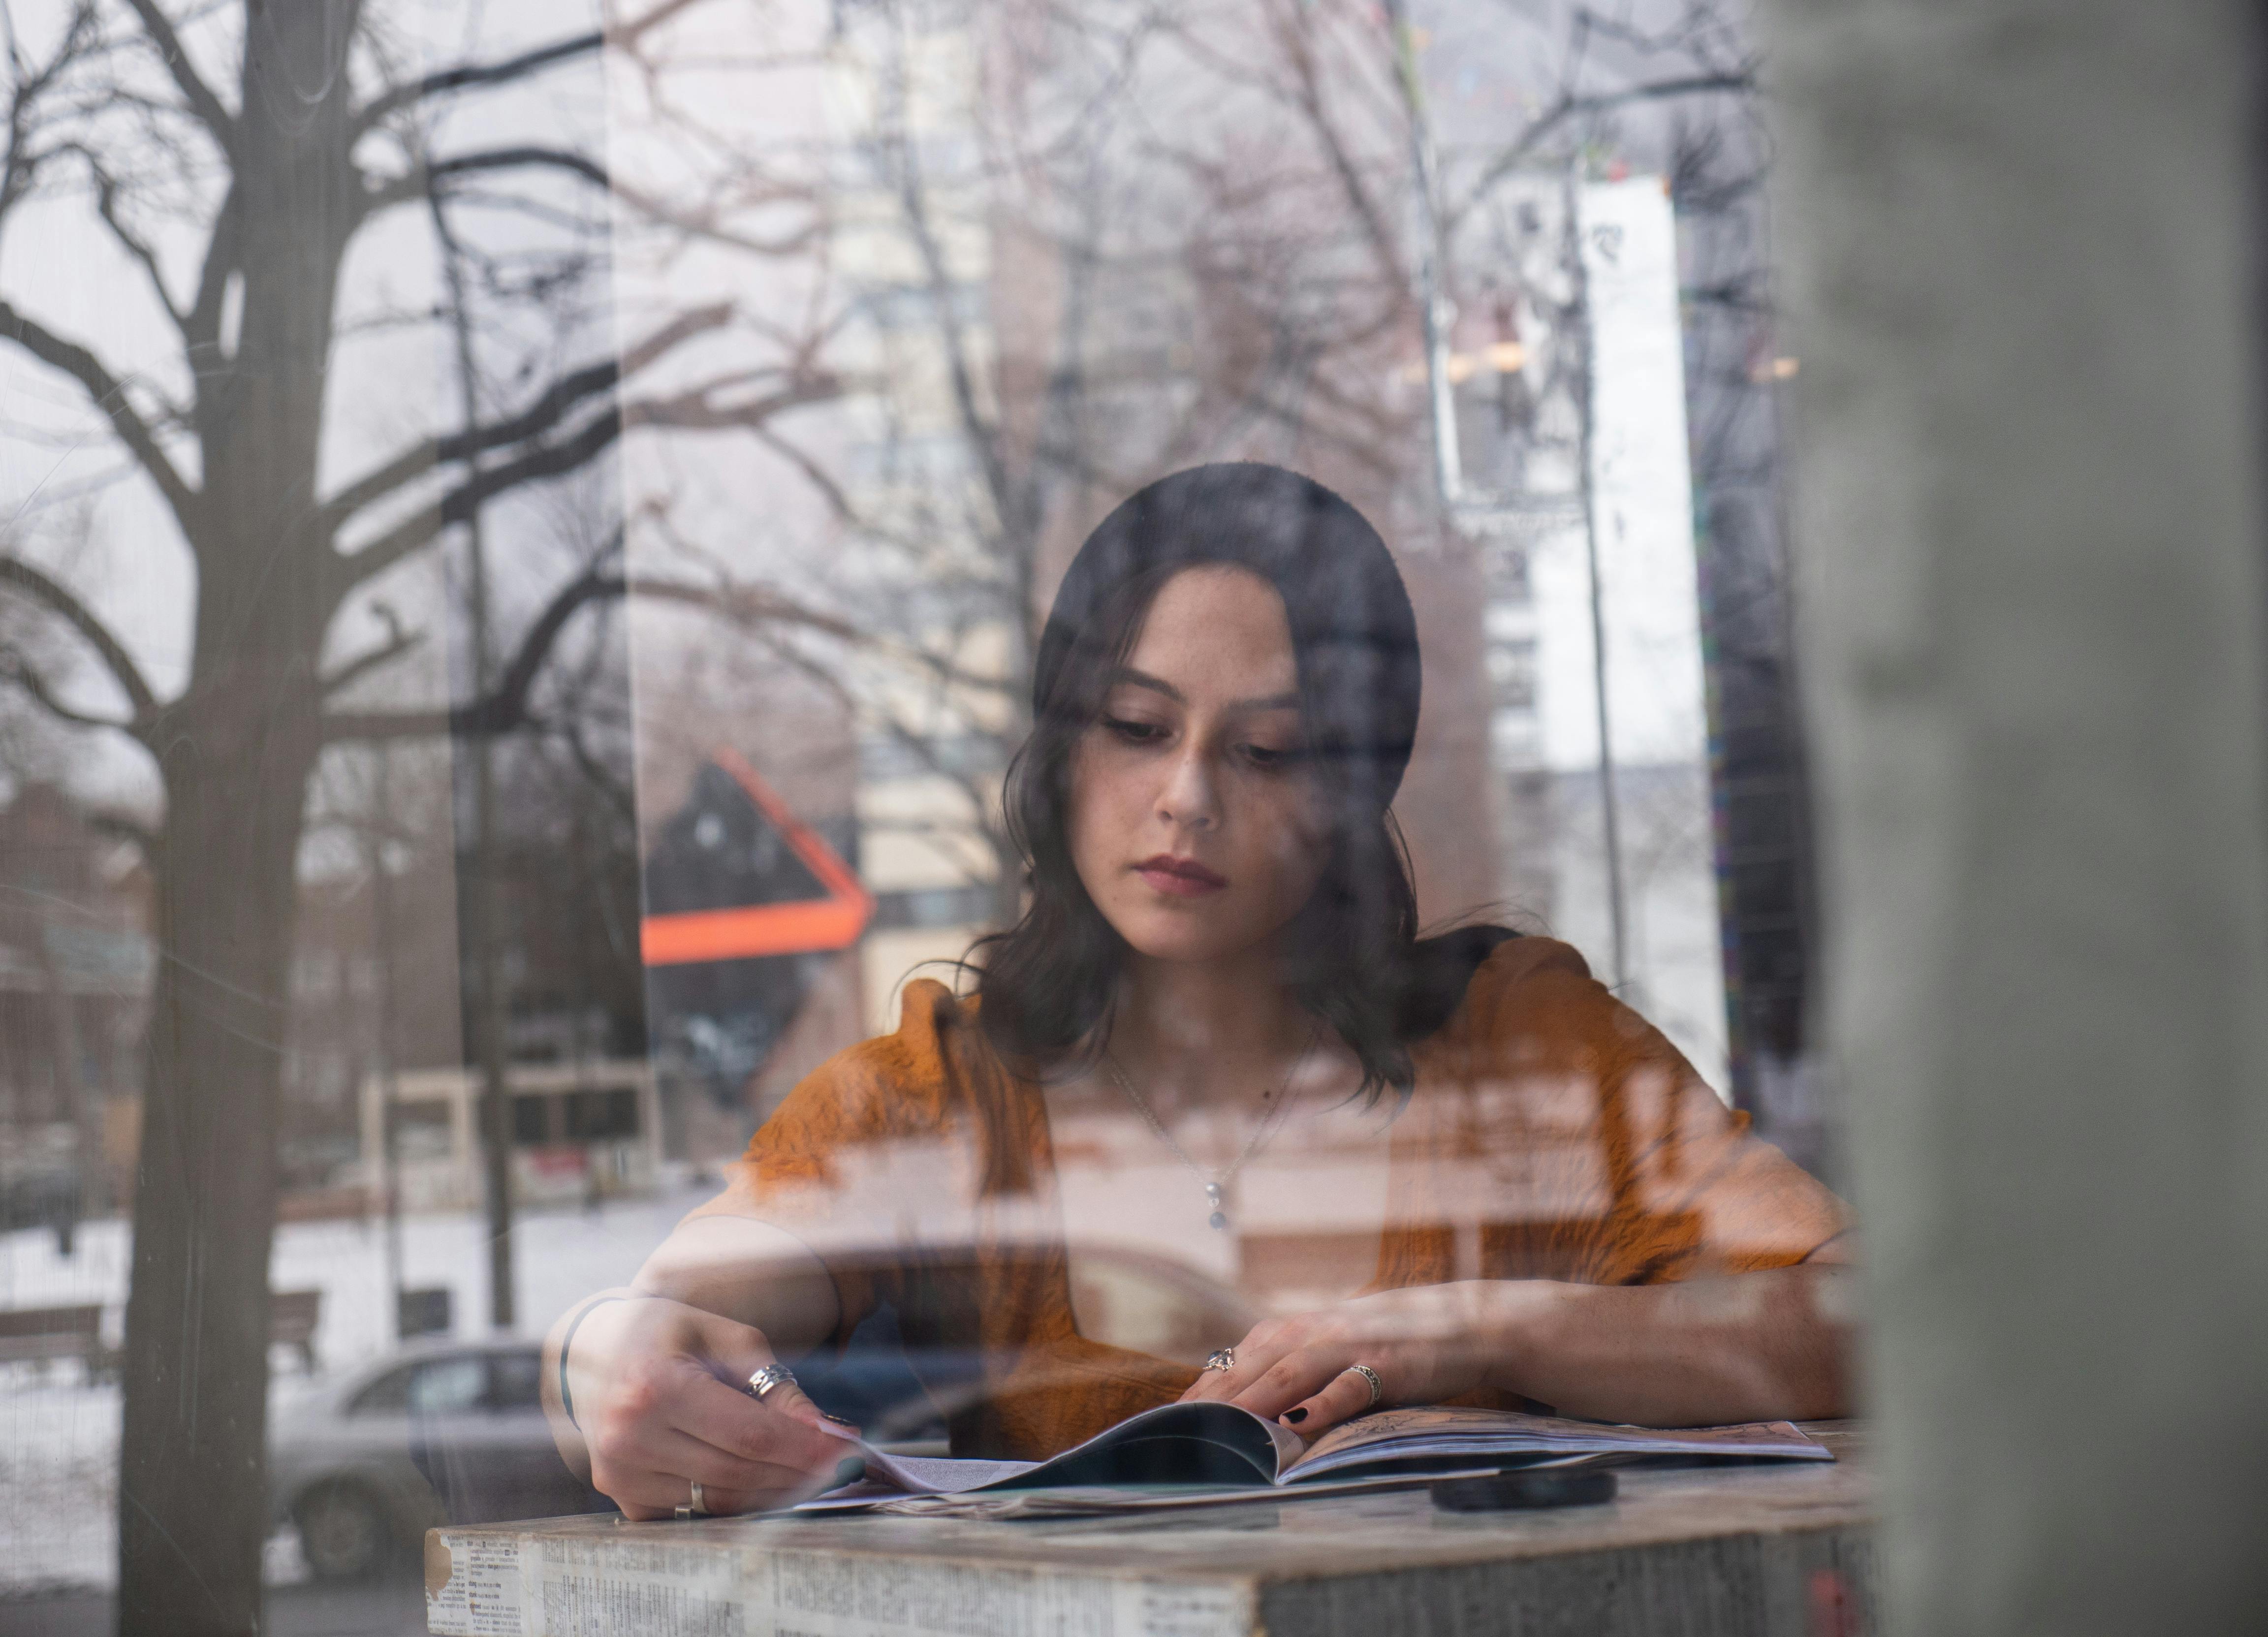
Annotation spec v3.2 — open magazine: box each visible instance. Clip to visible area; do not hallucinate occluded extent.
[798,1402,1831,1517]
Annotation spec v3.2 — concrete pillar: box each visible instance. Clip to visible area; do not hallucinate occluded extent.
[1758,2,2268,1632]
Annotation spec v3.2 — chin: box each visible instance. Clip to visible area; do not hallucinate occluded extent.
[1112,910,1263,967]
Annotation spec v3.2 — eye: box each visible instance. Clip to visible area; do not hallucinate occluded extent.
[1237,742,1302,771]
[1102,716,1168,744]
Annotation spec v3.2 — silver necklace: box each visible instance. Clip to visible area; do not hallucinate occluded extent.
[1102,1028,1318,1231]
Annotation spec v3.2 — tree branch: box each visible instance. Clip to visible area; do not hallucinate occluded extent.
[121,0,235,154]
[367,145,821,257]
[0,301,199,532]
[1274,1,1403,285]
[319,605,423,697]
[361,144,608,219]
[0,644,132,732]
[0,556,159,721]
[355,31,603,134]
[322,558,624,743]
[78,153,183,326]
[182,181,239,350]
[336,356,840,600]
[623,573,1014,697]
[1448,73,1753,229]
[622,369,840,433]
[330,407,624,597]
[319,303,731,524]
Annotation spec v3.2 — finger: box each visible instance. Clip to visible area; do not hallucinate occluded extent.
[1271,1364,1386,1439]
[601,1463,821,1521]
[669,1368,845,1477]
[638,1425,850,1498]
[1178,1326,1297,1404]
[1223,1346,1347,1421]
[750,1377,844,1437]
[696,1325,854,1438]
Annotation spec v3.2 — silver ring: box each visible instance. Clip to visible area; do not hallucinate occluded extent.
[1203,1347,1236,1372]
[673,1480,710,1519]
[1342,1363,1383,1408]
[746,1362,798,1400]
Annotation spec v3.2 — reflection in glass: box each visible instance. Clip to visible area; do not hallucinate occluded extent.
[0,0,1834,1624]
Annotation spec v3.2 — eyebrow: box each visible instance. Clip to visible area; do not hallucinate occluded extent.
[1106,666,1301,713]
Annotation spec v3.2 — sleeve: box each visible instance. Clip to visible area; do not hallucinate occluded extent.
[682,978,976,1349]
[1449,940,1852,1285]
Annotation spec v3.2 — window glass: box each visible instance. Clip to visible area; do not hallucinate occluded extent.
[347,1367,416,1419]
[488,1351,545,1413]
[406,1357,489,1418]
[0,0,1858,1624]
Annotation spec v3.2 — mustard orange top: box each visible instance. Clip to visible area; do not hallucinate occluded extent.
[694,936,1850,1459]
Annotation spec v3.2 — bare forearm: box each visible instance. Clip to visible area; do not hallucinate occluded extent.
[1490,1266,1855,1426]
[540,1216,841,1472]
[630,1214,840,1359]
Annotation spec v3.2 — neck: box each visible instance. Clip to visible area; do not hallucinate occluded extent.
[1104,942,1316,1107]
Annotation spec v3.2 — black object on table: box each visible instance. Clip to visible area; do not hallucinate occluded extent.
[1431,1469,1619,1511]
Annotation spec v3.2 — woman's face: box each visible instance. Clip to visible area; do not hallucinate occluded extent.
[1068,565,1330,967]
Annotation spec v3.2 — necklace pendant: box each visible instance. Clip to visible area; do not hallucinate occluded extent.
[1204,1183,1223,1205]
[1209,1209,1228,1231]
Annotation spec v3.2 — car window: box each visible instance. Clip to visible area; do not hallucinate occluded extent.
[488,1350,545,1412]
[347,1365,415,1417]
[406,1356,488,1417]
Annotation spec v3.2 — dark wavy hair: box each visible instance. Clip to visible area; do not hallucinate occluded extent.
[972,463,1513,1105]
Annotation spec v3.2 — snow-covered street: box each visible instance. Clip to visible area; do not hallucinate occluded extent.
[0,1185,710,1593]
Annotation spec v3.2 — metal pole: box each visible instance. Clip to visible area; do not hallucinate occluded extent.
[432,190,515,1333]
[34,919,96,1242]
[369,745,406,1340]
[1566,166,1630,990]
[1382,0,1462,510]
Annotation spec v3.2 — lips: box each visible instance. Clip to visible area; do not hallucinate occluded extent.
[1133,854,1228,897]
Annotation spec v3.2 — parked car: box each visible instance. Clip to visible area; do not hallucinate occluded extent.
[268,1338,611,1580]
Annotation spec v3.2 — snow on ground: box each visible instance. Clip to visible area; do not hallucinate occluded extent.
[0,1184,713,1592]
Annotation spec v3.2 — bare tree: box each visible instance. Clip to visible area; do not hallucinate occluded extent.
[0,2,836,1628]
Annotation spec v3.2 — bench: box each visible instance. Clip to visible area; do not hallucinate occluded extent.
[0,1291,322,1379]
[0,1303,110,1379]
[271,1288,321,1374]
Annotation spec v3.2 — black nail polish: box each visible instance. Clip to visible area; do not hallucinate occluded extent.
[833,1455,866,1486]
[1283,1407,1308,1424]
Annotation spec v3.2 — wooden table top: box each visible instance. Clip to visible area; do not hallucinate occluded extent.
[427,1423,1874,1637]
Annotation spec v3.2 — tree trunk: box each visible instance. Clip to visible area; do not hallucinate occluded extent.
[117,701,317,1635]
[115,6,356,1629]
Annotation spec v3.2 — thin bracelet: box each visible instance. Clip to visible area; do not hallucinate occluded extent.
[557,1293,658,1430]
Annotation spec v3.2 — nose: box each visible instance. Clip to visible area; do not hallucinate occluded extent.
[1155,741,1220,832]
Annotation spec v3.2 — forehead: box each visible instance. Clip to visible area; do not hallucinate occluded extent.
[1123,566,1298,698]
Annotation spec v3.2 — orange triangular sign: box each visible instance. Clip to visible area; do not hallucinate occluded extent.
[640,749,873,967]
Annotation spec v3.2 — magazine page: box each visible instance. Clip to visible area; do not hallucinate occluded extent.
[871,1462,1565,1520]
[801,1400,1301,1507]
[1284,1406,1834,1483]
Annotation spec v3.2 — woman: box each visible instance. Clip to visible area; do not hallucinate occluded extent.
[544,463,1853,1519]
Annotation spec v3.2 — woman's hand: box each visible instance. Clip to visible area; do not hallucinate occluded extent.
[548,1291,864,1518]
[1176,1281,1554,1439]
